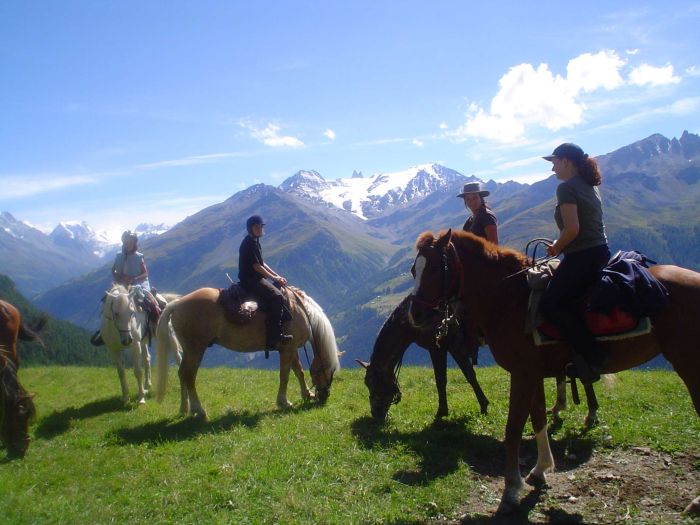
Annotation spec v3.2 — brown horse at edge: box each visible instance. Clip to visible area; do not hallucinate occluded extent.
[407,229,700,515]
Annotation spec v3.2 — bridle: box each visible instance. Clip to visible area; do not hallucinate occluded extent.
[409,241,464,311]
[408,240,465,349]
[103,290,135,339]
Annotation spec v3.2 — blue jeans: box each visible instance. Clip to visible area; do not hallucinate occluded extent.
[539,244,610,364]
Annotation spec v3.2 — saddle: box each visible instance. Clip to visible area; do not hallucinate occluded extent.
[217,284,259,324]
[527,250,667,346]
[217,283,293,325]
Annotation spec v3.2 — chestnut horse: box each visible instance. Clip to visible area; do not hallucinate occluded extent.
[0,299,46,368]
[155,286,340,419]
[359,294,489,421]
[408,229,700,514]
[0,345,36,458]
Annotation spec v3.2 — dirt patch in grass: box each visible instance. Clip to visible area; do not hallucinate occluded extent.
[438,447,700,525]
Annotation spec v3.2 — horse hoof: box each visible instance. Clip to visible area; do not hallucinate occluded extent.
[684,496,700,515]
[191,411,208,421]
[525,471,547,487]
[138,398,146,405]
[121,396,129,404]
[584,415,598,428]
[277,400,293,410]
[496,498,519,515]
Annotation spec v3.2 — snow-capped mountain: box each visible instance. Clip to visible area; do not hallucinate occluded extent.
[280,163,471,219]
[49,221,116,258]
[134,223,170,241]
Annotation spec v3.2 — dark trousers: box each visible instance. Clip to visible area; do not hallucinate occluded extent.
[539,244,610,365]
[243,278,286,346]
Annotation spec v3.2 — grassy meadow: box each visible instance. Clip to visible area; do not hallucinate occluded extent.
[1,365,699,524]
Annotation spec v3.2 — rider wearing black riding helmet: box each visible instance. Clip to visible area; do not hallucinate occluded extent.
[238,215,293,349]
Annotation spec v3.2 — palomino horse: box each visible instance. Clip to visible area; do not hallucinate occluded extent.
[358,294,490,421]
[0,299,46,368]
[0,345,36,458]
[155,286,340,419]
[101,284,179,404]
[408,229,700,514]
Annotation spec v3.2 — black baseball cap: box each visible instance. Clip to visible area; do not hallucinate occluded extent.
[542,143,585,162]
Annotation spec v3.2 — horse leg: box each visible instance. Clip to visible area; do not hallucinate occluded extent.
[550,375,567,421]
[525,379,555,485]
[428,346,448,419]
[290,350,315,402]
[143,340,152,393]
[498,373,538,514]
[110,348,129,403]
[178,344,206,419]
[450,344,489,415]
[582,381,599,428]
[276,349,294,409]
[131,343,146,405]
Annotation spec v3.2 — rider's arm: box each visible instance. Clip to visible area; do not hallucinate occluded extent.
[548,203,579,256]
[484,224,499,245]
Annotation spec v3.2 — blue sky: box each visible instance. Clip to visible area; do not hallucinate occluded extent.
[2,1,699,239]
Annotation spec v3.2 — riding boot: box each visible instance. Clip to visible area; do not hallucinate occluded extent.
[566,353,603,384]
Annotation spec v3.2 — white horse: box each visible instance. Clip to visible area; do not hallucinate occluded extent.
[101,284,181,404]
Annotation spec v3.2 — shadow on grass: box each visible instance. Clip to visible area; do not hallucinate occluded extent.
[35,396,127,440]
[351,414,597,485]
[107,408,275,446]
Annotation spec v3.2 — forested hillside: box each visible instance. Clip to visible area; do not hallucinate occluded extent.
[0,274,109,365]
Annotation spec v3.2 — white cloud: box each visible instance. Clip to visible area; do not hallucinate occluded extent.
[567,50,626,93]
[686,66,700,77]
[244,123,305,148]
[628,63,681,86]
[439,122,449,130]
[323,129,336,141]
[450,50,637,144]
[137,151,251,170]
[0,174,97,199]
[626,49,639,56]
[412,138,424,147]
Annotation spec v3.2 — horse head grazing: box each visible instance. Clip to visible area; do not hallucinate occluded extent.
[359,359,401,422]
[0,348,35,459]
[408,229,458,328]
[298,290,341,404]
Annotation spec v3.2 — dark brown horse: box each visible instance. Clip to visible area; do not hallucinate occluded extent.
[0,345,36,458]
[359,294,599,425]
[358,295,489,421]
[0,299,46,368]
[408,229,700,514]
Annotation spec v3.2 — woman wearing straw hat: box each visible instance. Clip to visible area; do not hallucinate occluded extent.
[457,182,499,244]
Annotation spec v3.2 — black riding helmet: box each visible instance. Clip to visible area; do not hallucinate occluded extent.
[246,215,265,232]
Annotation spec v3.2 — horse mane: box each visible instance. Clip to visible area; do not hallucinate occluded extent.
[288,287,340,374]
[417,230,529,273]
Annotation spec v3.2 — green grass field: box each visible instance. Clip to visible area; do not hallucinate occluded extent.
[1,366,698,524]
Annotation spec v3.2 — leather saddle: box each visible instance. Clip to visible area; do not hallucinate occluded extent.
[217,284,259,324]
[217,283,292,325]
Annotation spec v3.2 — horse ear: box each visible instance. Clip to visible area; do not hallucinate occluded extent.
[355,359,370,369]
[436,229,452,251]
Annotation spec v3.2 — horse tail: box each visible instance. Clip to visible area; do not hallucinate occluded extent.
[296,290,341,375]
[155,300,181,403]
[18,314,48,348]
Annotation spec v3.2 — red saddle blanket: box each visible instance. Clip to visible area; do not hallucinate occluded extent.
[537,307,638,341]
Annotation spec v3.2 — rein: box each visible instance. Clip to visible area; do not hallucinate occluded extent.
[502,238,556,281]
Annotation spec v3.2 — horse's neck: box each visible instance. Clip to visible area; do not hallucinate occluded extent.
[370,306,414,374]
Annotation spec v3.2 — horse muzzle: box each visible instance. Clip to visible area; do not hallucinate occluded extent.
[120,334,133,346]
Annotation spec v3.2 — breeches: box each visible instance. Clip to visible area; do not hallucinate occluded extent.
[539,244,610,359]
